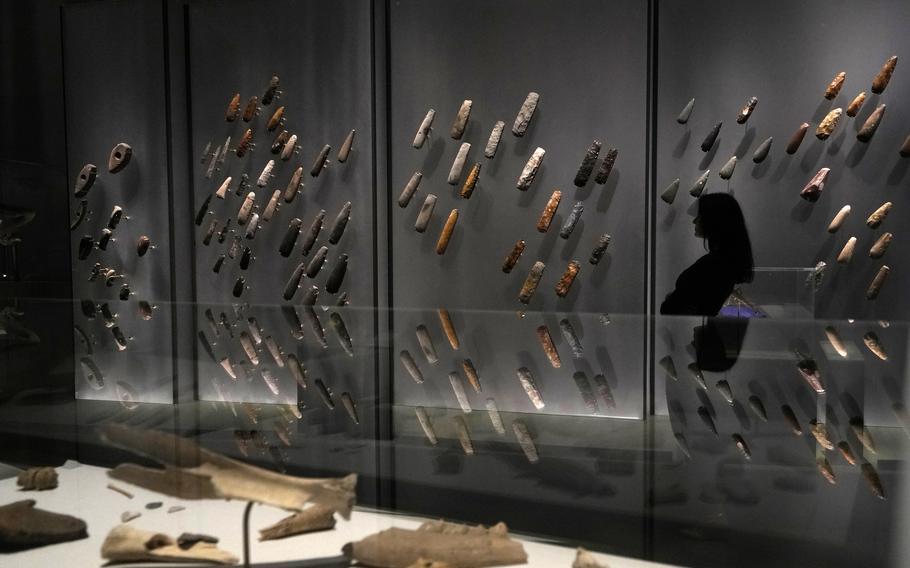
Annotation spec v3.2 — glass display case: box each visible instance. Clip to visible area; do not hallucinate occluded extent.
[2,0,910,566]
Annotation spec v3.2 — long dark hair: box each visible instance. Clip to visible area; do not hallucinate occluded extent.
[698,193,754,283]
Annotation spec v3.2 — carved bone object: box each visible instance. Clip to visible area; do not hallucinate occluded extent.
[101,524,238,565]
[259,505,336,541]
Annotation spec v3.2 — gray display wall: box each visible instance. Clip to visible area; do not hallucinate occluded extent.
[387,0,649,418]
[64,0,176,404]
[655,0,910,321]
[186,0,378,429]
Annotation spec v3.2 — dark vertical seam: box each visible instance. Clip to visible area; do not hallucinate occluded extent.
[369,0,382,509]
[383,0,396,511]
[182,2,199,402]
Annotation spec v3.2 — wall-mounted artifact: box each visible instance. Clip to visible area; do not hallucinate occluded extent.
[232,276,245,297]
[73,163,97,198]
[448,372,472,413]
[800,167,830,202]
[736,96,758,123]
[824,72,846,100]
[816,108,842,140]
[573,140,602,187]
[518,367,544,409]
[260,504,336,541]
[869,232,893,258]
[236,192,256,225]
[236,173,249,196]
[108,143,132,173]
[752,137,772,163]
[781,404,802,436]
[214,176,232,200]
[519,261,545,304]
[279,134,298,161]
[502,240,526,273]
[697,406,717,435]
[70,200,88,231]
[559,202,583,239]
[118,284,131,301]
[748,395,768,422]
[517,147,545,190]
[485,399,505,435]
[715,379,734,405]
[400,350,423,383]
[0,499,88,551]
[240,332,259,366]
[399,172,422,208]
[304,308,328,348]
[849,418,877,454]
[460,162,481,198]
[263,190,281,221]
[312,377,333,408]
[257,160,275,188]
[437,308,459,350]
[17,467,58,491]
[863,331,888,360]
[866,201,891,228]
[866,265,889,300]
[271,130,290,154]
[413,109,435,149]
[555,260,580,298]
[264,105,285,132]
[236,128,253,157]
[595,147,618,185]
[226,93,241,121]
[732,433,751,460]
[203,309,220,338]
[78,235,94,260]
[101,524,237,565]
[677,98,695,124]
[264,335,285,367]
[461,359,481,393]
[328,201,352,244]
[279,218,302,257]
[484,120,505,158]
[107,206,124,231]
[415,407,437,445]
[817,457,836,485]
[326,254,348,294]
[136,235,152,257]
[795,351,824,393]
[537,190,561,232]
[242,96,259,122]
[305,246,329,278]
[700,122,722,152]
[871,55,898,94]
[836,236,857,264]
[861,463,885,500]
[827,205,851,233]
[846,92,867,117]
[111,326,128,351]
[589,234,611,265]
[343,520,527,568]
[574,372,597,413]
[284,166,304,203]
[282,306,304,341]
[310,144,331,177]
[239,246,253,270]
[98,227,114,250]
[536,325,561,368]
[416,324,438,364]
[301,210,325,256]
[286,353,307,390]
[261,75,281,105]
[415,194,437,233]
[451,99,473,140]
[825,326,849,357]
[100,303,117,327]
[435,209,458,255]
[218,137,230,166]
[202,219,217,246]
[244,213,260,239]
[513,420,539,464]
[786,122,810,154]
[100,424,357,516]
[512,92,539,137]
[200,140,212,163]
[206,146,221,177]
[689,170,710,197]
[661,178,680,204]
[338,129,356,163]
[447,142,471,185]
[688,364,706,391]
[718,156,737,180]
[809,419,834,450]
[856,104,886,142]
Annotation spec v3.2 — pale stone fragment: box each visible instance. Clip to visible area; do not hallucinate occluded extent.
[816,108,842,140]
[516,147,545,190]
[512,92,539,137]
[836,236,857,264]
[450,100,472,140]
[399,171,422,208]
[718,155,737,180]
[827,205,851,233]
[415,194,437,233]
[413,109,435,149]
[448,372,472,413]
[677,98,695,124]
[447,143,471,185]
[512,420,539,463]
[866,201,892,228]
[661,178,680,204]
[869,232,892,258]
[689,170,710,197]
[484,120,505,158]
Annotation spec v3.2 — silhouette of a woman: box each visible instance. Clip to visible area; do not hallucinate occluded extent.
[660,193,754,316]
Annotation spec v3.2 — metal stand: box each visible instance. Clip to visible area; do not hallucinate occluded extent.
[243,501,254,568]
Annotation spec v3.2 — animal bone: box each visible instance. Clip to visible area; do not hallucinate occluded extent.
[101,524,237,565]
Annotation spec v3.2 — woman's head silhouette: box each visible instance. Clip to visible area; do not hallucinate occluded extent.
[695,193,754,283]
